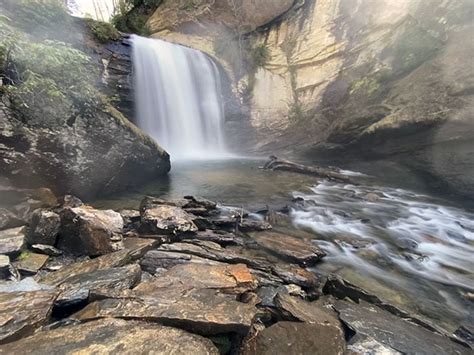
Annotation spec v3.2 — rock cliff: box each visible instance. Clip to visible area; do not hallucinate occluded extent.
[148,0,474,198]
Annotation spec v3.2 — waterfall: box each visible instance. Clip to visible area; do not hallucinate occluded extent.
[131,35,227,160]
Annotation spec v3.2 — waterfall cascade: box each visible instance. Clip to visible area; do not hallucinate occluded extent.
[131,35,227,160]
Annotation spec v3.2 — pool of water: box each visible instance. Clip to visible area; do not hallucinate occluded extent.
[92,158,474,333]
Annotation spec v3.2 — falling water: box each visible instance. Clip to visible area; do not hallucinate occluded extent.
[131,35,227,160]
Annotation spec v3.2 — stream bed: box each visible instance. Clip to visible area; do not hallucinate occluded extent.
[93,158,474,333]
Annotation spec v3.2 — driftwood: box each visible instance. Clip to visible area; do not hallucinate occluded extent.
[261,156,353,183]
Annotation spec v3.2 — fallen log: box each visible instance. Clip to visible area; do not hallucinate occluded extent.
[260,156,353,183]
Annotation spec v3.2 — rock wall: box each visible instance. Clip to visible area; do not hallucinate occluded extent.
[148,0,474,199]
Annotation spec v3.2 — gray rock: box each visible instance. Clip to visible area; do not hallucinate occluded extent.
[30,244,62,257]
[0,318,219,354]
[57,206,124,256]
[0,227,25,256]
[139,250,221,274]
[335,300,470,355]
[347,335,401,354]
[139,203,198,235]
[0,208,24,230]
[27,210,60,246]
[242,321,346,355]
[0,255,11,279]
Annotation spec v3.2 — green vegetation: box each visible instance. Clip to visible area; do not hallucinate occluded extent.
[86,19,121,43]
[250,43,270,68]
[111,0,163,36]
[1,0,70,36]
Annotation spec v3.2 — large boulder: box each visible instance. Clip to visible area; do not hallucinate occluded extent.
[57,206,124,256]
[0,100,170,200]
[0,319,219,354]
[139,200,198,235]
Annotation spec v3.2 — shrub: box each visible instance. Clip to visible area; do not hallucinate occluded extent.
[86,19,121,43]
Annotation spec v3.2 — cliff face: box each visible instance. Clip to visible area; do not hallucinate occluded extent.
[148,0,474,198]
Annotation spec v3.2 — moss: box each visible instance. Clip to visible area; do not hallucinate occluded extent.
[17,251,31,261]
[350,77,381,96]
[86,19,121,43]
[250,43,270,68]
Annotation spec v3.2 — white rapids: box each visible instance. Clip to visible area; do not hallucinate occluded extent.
[131,35,228,160]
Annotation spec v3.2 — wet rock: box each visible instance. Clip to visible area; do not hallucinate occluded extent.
[0,227,25,256]
[39,248,142,286]
[250,231,326,266]
[0,208,24,230]
[347,335,401,354]
[183,195,218,211]
[454,325,474,348]
[119,209,140,229]
[30,244,62,257]
[272,264,319,289]
[27,210,60,246]
[242,321,346,355]
[73,288,258,335]
[211,217,272,232]
[135,263,257,295]
[139,204,198,235]
[57,206,124,256]
[0,318,219,354]
[275,293,342,329]
[0,290,58,344]
[139,250,221,274]
[14,253,49,275]
[335,300,470,355]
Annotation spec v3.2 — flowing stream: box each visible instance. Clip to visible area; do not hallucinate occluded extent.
[131,35,227,160]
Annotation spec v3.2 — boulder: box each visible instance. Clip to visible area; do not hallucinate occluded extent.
[0,227,25,256]
[249,232,326,266]
[139,204,198,235]
[57,206,124,256]
[335,300,470,355]
[14,253,49,275]
[26,210,60,246]
[0,290,58,344]
[0,319,219,354]
[73,288,258,335]
[242,321,346,355]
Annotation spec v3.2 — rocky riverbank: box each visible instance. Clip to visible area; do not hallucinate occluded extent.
[0,186,471,354]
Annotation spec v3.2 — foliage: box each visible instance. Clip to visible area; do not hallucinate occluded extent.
[1,0,70,36]
[250,43,270,68]
[111,0,162,35]
[86,19,121,43]
[1,35,100,125]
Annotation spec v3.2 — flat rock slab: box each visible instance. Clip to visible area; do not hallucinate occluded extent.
[139,205,197,234]
[0,227,25,256]
[73,288,258,335]
[335,300,470,355]
[58,206,124,256]
[242,321,345,355]
[140,250,222,273]
[135,263,257,294]
[249,231,325,266]
[0,290,58,344]
[38,248,142,286]
[347,335,401,354]
[0,318,219,354]
[14,253,49,274]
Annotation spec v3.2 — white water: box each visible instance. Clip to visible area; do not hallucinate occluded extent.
[131,35,227,160]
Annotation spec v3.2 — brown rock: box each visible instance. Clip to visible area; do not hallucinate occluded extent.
[14,253,49,274]
[139,250,222,274]
[0,318,219,354]
[242,321,346,355]
[0,227,25,256]
[250,231,326,266]
[39,248,138,286]
[73,288,258,335]
[57,206,124,256]
[0,290,58,344]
